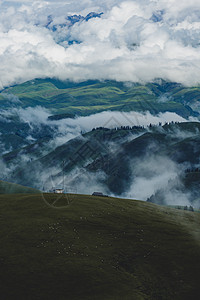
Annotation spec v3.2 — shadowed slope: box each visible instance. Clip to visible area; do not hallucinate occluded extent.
[0,193,200,299]
[0,180,40,194]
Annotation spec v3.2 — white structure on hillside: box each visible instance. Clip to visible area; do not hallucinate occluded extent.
[53,188,64,194]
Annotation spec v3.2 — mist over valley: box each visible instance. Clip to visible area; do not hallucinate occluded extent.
[0,78,200,209]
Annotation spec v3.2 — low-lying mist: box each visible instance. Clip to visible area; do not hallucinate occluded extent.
[123,155,192,206]
[1,105,200,208]
[0,103,187,153]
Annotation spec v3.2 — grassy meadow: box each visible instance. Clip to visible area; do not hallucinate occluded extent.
[0,192,200,299]
[1,79,198,118]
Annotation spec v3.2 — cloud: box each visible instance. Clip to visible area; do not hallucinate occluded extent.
[0,0,200,88]
[1,93,21,103]
[123,154,191,206]
[19,108,186,134]
[66,110,186,130]
[3,104,187,145]
[14,106,50,124]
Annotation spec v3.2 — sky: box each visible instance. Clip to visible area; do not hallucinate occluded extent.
[1,0,200,88]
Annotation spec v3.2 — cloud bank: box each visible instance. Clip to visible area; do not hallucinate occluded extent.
[2,104,187,146]
[1,0,200,88]
[124,155,191,206]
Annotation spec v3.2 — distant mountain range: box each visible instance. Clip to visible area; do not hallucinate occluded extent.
[1,78,200,206]
[3,121,200,206]
[1,78,200,119]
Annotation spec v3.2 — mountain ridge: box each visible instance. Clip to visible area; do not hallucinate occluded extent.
[4,122,200,206]
[1,78,199,119]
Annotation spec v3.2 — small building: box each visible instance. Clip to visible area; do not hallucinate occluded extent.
[92,192,108,197]
[53,188,64,194]
[92,192,104,196]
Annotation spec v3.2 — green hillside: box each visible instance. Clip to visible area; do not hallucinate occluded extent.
[0,180,40,194]
[0,193,200,299]
[3,136,53,164]
[1,78,199,118]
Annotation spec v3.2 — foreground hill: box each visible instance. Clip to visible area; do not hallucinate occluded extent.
[0,180,40,194]
[0,193,200,299]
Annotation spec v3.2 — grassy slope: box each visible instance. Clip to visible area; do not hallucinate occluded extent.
[1,79,198,118]
[0,193,200,299]
[0,180,40,194]
[2,136,52,164]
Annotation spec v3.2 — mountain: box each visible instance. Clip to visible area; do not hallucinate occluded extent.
[1,78,200,206]
[87,122,200,197]
[47,12,103,30]
[4,122,200,206]
[0,115,55,155]
[0,193,200,299]
[1,78,199,118]
[4,125,146,190]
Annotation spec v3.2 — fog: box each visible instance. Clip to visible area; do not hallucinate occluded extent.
[124,155,192,206]
[0,103,187,151]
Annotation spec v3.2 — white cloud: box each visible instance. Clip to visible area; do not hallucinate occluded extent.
[124,155,191,205]
[1,0,200,88]
[3,105,187,148]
